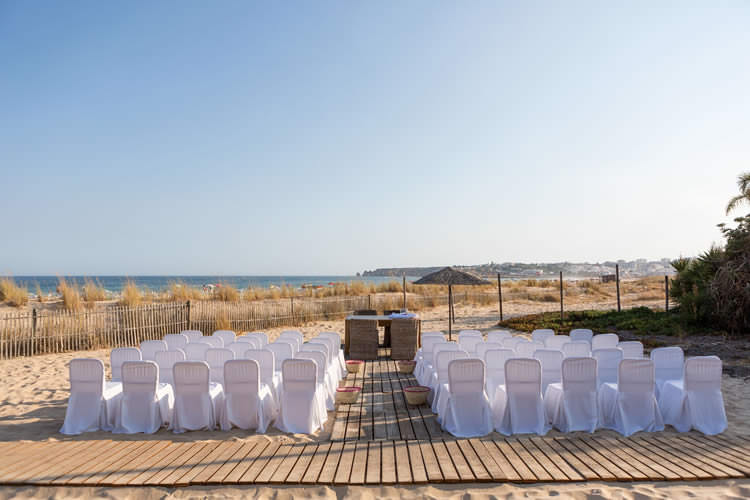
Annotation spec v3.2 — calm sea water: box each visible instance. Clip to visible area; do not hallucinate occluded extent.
[13,276,418,296]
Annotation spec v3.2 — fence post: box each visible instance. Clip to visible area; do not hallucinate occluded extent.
[665,275,669,311]
[615,264,621,312]
[559,271,564,324]
[402,275,406,310]
[497,272,503,321]
[32,308,37,356]
[368,294,371,310]
[290,297,294,322]
[186,300,191,330]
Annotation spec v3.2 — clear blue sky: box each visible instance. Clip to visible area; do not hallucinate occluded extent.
[2,1,749,275]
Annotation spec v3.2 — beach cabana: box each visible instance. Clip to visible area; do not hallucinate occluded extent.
[414,267,490,340]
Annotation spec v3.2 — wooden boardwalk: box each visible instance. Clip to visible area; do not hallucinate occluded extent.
[1,348,750,487]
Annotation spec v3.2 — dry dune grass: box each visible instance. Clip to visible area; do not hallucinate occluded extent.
[0,278,28,307]
[119,280,142,307]
[57,278,82,311]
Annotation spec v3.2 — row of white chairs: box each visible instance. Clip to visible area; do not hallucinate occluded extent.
[61,330,346,435]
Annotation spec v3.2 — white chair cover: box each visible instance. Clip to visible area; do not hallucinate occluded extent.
[544,357,598,433]
[618,341,644,359]
[202,336,224,348]
[111,347,141,381]
[493,358,547,435]
[562,341,591,358]
[442,359,493,437]
[205,348,234,385]
[484,348,515,402]
[531,329,555,344]
[544,335,571,351]
[236,336,261,349]
[154,349,186,385]
[312,336,343,380]
[113,361,173,434]
[651,346,684,397]
[516,341,544,359]
[184,342,211,361]
[534,349,563,394]
[593,348,624,388]
[213,330,236,346]
[275,338,299,356]
[180,330,204,342]
[245,348,282,405]
[486,330,512,343]
[227,342,252,359]
[267,342,294,371]
[306,340,341,393]
[276,359,327,434]
[570,329,593,344]
[598,358,664,436]
[140,340,168,361]
[458,329,482,336]
[502,337,524,352]
[476,342,503,361]
[279,331,304,351]
[243,332,269,347]
[61,358,122,435]
[592,333,619,351]
[296,350,335,411]
[220,360,277,432]
[423,342,460,386]
[458,333,483,355]
[318,331,346,372]
[415,337,446,384]
[659,356,727,435]
[164,333,189,351]
[170,361,224,432]
[431,350,469,418]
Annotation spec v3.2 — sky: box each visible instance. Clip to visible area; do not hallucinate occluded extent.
[1,1,749,275]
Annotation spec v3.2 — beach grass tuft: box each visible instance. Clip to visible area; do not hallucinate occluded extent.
[0,277,29,307]
[58,278,82,311]
[120,280,142,307]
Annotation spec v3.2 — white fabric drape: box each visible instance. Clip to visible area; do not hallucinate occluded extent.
[111,347,141,381]
[533,349,563,395]
[212,330,237,346]
[593,348,623,388]
[618,341,644,359]
[113,361,173,434]
[592,333,619,351]
[431,350,469,419]
[562,341,591,358]
[493,358,548,436]
[598,359,664,436]
[297,351,335,411]
[414,336,446,385]
[531,329,554,344]
[61,359,122,435]
[154,349,186,385]
[516,341,544,359]
[544,335,571,351]
[569,329,593,344]
[275,359,327,434]
[319,331,346,373]
[245,349,282,407]
[220,360,276,432]
[484,348,514,403]
[140,340,168,361]
[170,361,224,432]
[544,357,598,433]
[184,342,211,361]
[651,346,684,398]
[486,331,512,344]
[164,333,189,351]
[205,348,235,385]
[442,359,493,438]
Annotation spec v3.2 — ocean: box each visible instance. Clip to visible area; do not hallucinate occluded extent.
[12,275,419,296]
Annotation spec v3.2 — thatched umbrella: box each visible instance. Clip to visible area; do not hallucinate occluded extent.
[414,267,491,340]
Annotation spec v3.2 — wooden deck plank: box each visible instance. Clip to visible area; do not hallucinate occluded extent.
[443,439,474,482]
[475,438,520,482]
[192,440,246,485]
[580,436,650,481]
[517,438,568,482]
[118,442,193,486]
[647,435,734,479]
[178,440,237,486]
[540,437,598,481]
[456,439,491,482]
[506,438,553,482]
[106,441,177,486]
[555,437,616,481]
[636,436,715,480]
[569,437,631,481]
[170,441,221,487]
[317,440,344,484]
[52,441,128,485]
[666,435,746,477]
[0,441,68,479]
[394,439,413,484]
[99,441,173,486]
[431,440,460,482]
[301,442,330,485]
[349,441,369,485]
[701,435,750,466]
[253,443,292,484]
[365,441,381,485]
[380,440,397,485]
[494,439,537,482]
[216,441,265,484]
[333,441,356,485]
[286,444,316,484]
[118,442,184,486]
[270,443,305,484]
[685,436,750,474]
[614,437,696,481]
[529,437,584,481]
[419,440,443,482]
[15,441,96,484]
[236,441,280,484]
[588,437,664,481]
[407,440,428,484]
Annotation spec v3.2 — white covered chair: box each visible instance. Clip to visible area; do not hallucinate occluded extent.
[651,346,685,397]
[276,359,327,434]
[493,358,548,436]
[245,348,282,404]
[487,330,512,344]
[205,348,234,385]
[113,361,173,434]
[60,358,122,435]
[236,336,261,350]
[484,348,515,402]
[296,350,334,411]
[111,347,141,382]
[242,332,269,348]
[154,349,186,385]
[459,329,482,336]
[570,329,593,344]
[593,348,624,388]
[318,331,345,372]
[431,350,469,418]
[458,332,483,355]
[220,359,277,432]
[180,330,204,342]
[562,341,591,358]
[423,342,460,386]
[441,359,493,437]
[531,329,555,344]
[275,338,299,356]
[267,342,294,371]
[476,342,503,361]
[304,341,340,394]
[592,333,619,351]
[544,335,571,351]
[415,336,445,384]
[164,333,189,351]
[140,340,168,361]
[516,341,544,359]
[311,336,343,380]
[659,356,727,435]
[202,336,224,349]
[598,358,664,436]
[184,342,211,361]
[170,361,224,432]
[544,357,598,433]
[213,330,236,346]
[618,341,644,359]
[279,330,304,351]
[534,349,564,394]
[227,342,252,359]
[502,337,524,352]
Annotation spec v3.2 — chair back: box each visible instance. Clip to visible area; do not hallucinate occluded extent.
[516,341,544,359]
[502,337,523,351]
[279,330,304,350]
[422,336,446,359]
[212,330,236,346]
[486,330,512,343]
[244,349,276,386]
[121,361,158,395]
[224,359,261,396]
[111,347,141,381]
[685,356,722,392]
[618,341,644,359]
[227,342,252,359]
[436,350,469,385]
[561,357,597,393]
[504,358,542,397]
[562,341,591,358]
[431,342,460,366]
[184,342,211,361]
[154,349,186,384]
[140,340,168,361]
[592,333,619,351]
[69,358,105,395]
[236,336,261,349]
[202,336,224,348]
[296,351,326,383]
[164,333,189,351]
[267,342,294,368]
[448,358,485,394]
[570,329,593,344]
[544,335,571,351]
[476,342,503,360]
[173,361,210,395]
[484,349,515,385]
[533,349,564,390]
[311,337,335,362]
[243,332,268,347]
[421,331,446,340]
[282,359,317,392]
[618,359,655,394]
[180,330,204,341]
[458,334,483,355]
[531,329,555,344]
[593,348,623,387]
[275,338,299,356]
[650,346,684,384]
[205,348,234,383]
[458,329,482,337]
[301,342,330,367]
[318,331,343,349]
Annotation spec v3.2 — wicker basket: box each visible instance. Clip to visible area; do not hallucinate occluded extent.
[336,386,362,404]
[404,386,430,406]
[397,360,417,374]
[346,360,364,374]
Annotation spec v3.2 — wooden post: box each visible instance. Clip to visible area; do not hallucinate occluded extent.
[497,273,503,321]
[559,271,564,324]
[665,275,669,311]
[368,294,371,310]
[31,308,37,356]
[448,284,452,341]
[290,297,294,320]
[186,300,191,330]
[402,275,406,310]
[615,264,621,312]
